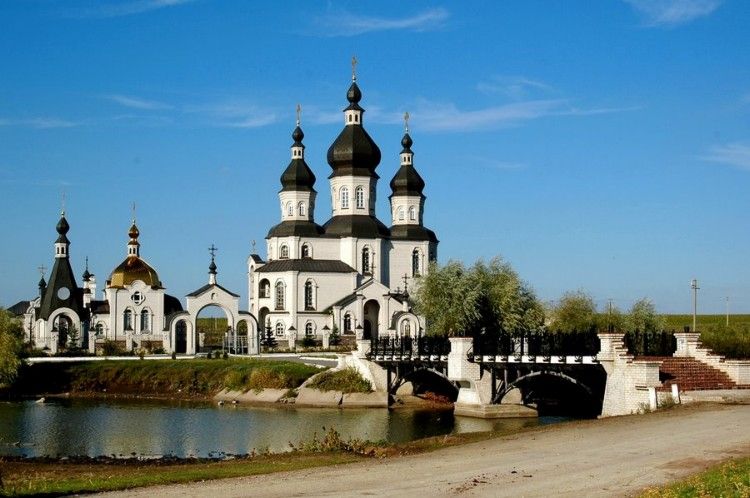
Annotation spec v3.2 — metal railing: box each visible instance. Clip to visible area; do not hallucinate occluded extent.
[366,334,451,360]
[623,330,676,357]
[471,330,600,359]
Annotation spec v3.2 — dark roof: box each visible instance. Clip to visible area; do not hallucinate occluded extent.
[186,283,240,298]
[39,253,84,321]
[89,300,110,314]
[327,292,359,310]
[280,125,316,191]
[164,294,183,315]
[255,259,356,274]
[323,215,390,238]
[326,82,381,178]
[267,220,325,238]
[389,224,438,242]
[389,164,425,197]
[8,300,30,316]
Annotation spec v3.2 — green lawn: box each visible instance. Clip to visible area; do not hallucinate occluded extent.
[11,358,322,397]
[662,314,750,359]
[640,456,750,497]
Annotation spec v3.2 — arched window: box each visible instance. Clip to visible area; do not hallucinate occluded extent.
[275,322,285,336]
[412,249,420,277]
[298,202,306,217]
[275,281,285,310]
[362,247,371,274]
[401,321,411,337]
[305,322,314,336]
[301,244,311,259]
[124,309,133,330]
[304,281,315,310]
[343,313,352,333]
[95,323,104,336]
[286,202,293,217]
[397,207,405,221]
[355,186,364,209]
[140,309,150,332]
[279,244,289,259]
[340,187,349,209]
[409,206,416,221]
[259,279,271,298]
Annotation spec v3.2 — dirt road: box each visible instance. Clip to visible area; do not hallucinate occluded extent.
[97,404,750,497]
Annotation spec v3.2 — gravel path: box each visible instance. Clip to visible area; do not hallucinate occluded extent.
[95,403,750,497]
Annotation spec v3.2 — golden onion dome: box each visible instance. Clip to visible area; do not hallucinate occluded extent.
[109,255,162,288]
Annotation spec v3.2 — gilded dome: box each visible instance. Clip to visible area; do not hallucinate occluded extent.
[109,256,162,288]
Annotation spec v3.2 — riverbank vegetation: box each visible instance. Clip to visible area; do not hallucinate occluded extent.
[0,310,23,389]
[640,455,750,497]
[9,359,322,398]
[305,367,372,393]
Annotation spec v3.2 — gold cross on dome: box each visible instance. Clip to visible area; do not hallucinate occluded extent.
[404,111,410,133]
[296,104,301,126]
[351,55,358,81]
[131,202,137,224]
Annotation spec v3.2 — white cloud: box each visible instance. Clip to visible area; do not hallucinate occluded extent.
[477,76,554,100]
[185,101,278,128]
[407,99,637,132]
[70,0,197,18]
[624,0,722,27]
[105,94,172,110]
[0,117,79,129]
[313,7,449,37]
[701,143,750,171]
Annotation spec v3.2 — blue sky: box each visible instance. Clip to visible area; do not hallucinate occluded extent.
[1,0,748,314]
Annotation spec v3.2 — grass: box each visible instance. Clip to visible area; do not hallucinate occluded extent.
[640,456,750,497]
[10,358,322,398]
[305,367,372,393]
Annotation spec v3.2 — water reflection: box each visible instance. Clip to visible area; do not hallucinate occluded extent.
[0,399,562,458]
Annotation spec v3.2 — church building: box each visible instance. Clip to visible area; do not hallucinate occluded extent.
[248,71,438,342]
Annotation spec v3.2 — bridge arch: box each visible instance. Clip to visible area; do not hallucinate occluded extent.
[392,366,459,402]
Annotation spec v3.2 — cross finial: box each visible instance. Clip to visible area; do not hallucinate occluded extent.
[402,273,410,292]
[251,239,256,253]
[351,55,358,81]
[208,244,218,260]
[296,104,301,126]
[85,256,89,270]
[38,265,47,279]
[131,202,137,224]
[61,190,66,216]
[404,112,410,133]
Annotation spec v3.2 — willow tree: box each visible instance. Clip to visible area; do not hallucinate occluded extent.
[412,257,544,337]
[0,309,24,387]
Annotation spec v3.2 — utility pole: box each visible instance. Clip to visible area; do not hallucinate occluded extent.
[726,296,730,327]
[691,279,699,332]
[608,298,614,332]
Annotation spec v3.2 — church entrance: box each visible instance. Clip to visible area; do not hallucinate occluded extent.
[175,320,188,354]
[363,300,380,340]
[196,305,232,353]
[54,315,72,349]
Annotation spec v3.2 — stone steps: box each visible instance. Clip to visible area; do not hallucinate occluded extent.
[652,357,742,392]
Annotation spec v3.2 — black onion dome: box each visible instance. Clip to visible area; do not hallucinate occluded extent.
[209,259,217,273]
[327,83,380,178]
[82,268,92,281]
[280,125,316,192]
[56,215,69,235]
[390,133,425,197]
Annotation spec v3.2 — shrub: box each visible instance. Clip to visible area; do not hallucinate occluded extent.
[101,340,122,357]
[306,367,371,393]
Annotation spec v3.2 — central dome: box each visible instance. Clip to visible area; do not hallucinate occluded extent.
[109,256,162,288]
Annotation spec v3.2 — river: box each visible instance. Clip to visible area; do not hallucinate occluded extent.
[0,399,567,458]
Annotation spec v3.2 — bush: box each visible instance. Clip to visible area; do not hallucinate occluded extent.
[101,340,123,356]
[0,309,24,387]
[700,323,750,359]
[306,367,371,393]
[301,335,316,348]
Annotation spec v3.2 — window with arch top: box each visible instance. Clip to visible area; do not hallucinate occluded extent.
[412,249,421,277]
[275,281,285,310]
[304,281,315,310]
[301,244,311,259]
[298,202,306,217]
[343,313,352,333]
[362,247,371,274]
[355,186,364,209]
[279,244,289,259]
[286,202,293,217]
[259,279,271,298]
[340,187,349,209]
[275,322,284,336]
[397,207,405,221]
[124,309,133,331]
[409,206,416,221]
[305,322,314,337]
[140,309,150,332]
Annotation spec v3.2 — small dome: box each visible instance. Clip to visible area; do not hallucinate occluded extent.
[292,125,304,144]
[109,256,162,288]
[401,132,413,151]
[209,259,217,273]
[347,82,362,104]
[56,215,70,235]
[82,268,92,281]
[128,222,139,240]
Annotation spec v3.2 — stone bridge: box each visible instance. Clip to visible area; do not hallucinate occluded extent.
[345,331,750,418]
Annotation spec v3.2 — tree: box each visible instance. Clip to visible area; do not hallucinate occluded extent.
[260,323,277,349]
[0,308,24,387]
[625,298,664,332]
[412,257,544,337]
[67,325,81,351]
[549,290,598,333]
